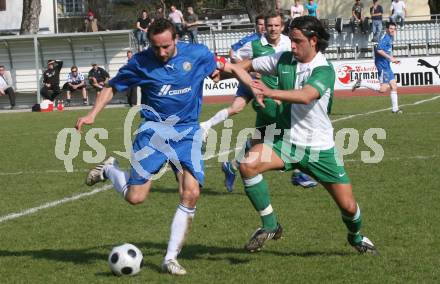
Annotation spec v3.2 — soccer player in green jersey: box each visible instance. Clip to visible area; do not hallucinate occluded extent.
[218,16,377,254]
[202,12,317,192]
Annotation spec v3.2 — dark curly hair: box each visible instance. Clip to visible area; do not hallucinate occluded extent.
[289,16,330,52]
[147,18,177,41]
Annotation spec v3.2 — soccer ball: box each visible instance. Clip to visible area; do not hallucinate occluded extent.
[108,243,143,276]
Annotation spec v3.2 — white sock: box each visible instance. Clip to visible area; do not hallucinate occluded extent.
[390,91,399,111]
[360,81,381,91]
[104,164,129,198]
[203,108,229,129]
[164,203,196,261]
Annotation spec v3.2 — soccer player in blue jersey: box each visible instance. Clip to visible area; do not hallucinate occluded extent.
[75,19,218,276]
[352,21,402,113]
[229,15,266,61]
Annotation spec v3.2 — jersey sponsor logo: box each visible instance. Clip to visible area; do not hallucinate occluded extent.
[158,84,192,96]
[338,172,346,177]
[159,84,172,96]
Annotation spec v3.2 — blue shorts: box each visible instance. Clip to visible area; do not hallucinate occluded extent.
[377,65,395,84]
[235,82,253,99]
[128,122,204,186]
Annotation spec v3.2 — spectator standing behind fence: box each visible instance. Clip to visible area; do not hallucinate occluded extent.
[88,63,110,98]
[370,0,383,42]
[184,6,199,44]
[151,5,164,23]
[390,0,406,27]
[305,0,319,18]
[63,65,88,106]
[136,10,151,50]
[290,0,304,20]
[85,11,99,32]
[41,59,63,102]
[168,5,185,38]
[350,0,365,33]
[125,51,137,107]
[0,65,16,109]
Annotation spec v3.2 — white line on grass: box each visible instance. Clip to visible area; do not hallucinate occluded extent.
[331,95,440,123]
[0,185,113,224]
[1,95,439,224]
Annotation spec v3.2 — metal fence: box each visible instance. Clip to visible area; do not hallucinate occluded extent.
[1,17,440,106]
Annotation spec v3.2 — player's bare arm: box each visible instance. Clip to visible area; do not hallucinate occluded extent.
[75,86,114,132]
[252,80,320,105]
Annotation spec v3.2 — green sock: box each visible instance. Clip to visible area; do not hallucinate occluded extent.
[342,204,363,245]
[244,175,278,231]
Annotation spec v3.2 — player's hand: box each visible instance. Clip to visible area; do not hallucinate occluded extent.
[75,114,95,133]
[391,57,400,64]
[210,69,221,83]
[199,121,210,142]
[251,80,273,97]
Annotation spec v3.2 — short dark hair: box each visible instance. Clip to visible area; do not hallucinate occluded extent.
[289,16,330,52]
[255,14,264,24]
[386,21,397,28]
[71,65,78,71]
[147,18,176,40]
[0,65,5,69]
[264,11,284,25]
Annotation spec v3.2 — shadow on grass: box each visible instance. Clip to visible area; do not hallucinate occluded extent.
[151,186,241,196]
[0,240,353,277]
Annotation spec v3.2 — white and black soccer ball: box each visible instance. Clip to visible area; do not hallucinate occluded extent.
[108,243,143,276]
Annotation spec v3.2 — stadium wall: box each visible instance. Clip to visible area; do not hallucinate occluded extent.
[280,0,430,21]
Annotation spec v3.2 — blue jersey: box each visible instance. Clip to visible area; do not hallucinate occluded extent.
[230,32,261,51]
[375,33,393,70]
[110,42,216,125]
[305,3,318,17]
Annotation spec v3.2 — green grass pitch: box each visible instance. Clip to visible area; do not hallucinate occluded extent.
[0,93,439,283]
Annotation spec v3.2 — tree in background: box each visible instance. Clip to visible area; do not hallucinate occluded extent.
[243,0,277,22]
[20,0,41,34]
[428,0,440,18]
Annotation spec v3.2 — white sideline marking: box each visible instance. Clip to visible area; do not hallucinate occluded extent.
[343,154,437,163]
[1,95,439,224]
[331,95,440,123]
[0,185,113,224]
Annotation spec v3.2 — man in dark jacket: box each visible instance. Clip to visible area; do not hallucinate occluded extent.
[88,63,110,97]
[41,59,63,101]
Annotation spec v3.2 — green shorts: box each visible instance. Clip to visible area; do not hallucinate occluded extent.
[271,139,350,184]
[252,98,282,128]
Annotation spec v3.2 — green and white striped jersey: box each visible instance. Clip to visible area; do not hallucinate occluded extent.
[252,51,336,150]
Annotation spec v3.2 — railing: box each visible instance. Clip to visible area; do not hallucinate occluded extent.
[1,16,440,96]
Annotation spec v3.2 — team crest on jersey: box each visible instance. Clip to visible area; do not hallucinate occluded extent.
[183,61,192,72]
